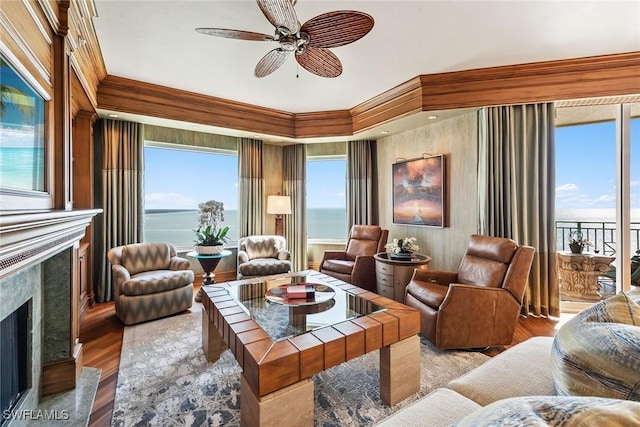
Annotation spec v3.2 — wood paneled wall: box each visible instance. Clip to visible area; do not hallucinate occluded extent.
[1,0,105,211]
[1,0,105,398]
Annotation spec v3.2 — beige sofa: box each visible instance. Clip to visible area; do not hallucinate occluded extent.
[376,336,556,426]
[378,290,640,426]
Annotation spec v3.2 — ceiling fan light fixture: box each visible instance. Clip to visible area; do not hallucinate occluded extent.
[281,42,296,51]
[198,0,374,78]
[276,26,292,37]
[278,34,299,51]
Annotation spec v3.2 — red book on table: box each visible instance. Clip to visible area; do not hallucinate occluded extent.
[287,285,315,299]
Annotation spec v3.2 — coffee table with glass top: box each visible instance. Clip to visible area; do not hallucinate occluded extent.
[201,270,421,427]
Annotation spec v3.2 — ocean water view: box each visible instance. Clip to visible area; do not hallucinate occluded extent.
[556,208,640,222]
[144,208,347,246]
[556,208,640,255]
[144,207,640,254]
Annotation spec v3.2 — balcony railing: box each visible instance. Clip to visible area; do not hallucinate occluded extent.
[555,220,640,256]
[556,220,640,302]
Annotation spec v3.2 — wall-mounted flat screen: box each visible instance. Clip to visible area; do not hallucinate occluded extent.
[0,55,46,192]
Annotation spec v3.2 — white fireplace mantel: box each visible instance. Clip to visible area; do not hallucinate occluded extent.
[0,209,101,280]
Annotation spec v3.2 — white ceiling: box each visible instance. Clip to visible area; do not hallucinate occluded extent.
[92,1,640,136]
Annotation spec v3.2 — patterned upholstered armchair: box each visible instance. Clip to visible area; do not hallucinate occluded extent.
[107,242,194,325]
[237,235,292,279]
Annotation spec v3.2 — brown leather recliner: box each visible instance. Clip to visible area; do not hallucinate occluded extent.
[404,234,535,349]
[320,225,388,292]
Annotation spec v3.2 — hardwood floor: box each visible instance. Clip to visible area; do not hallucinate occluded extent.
[79,279,559,426]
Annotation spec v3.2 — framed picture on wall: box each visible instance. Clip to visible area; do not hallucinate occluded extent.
[392,154,445,227]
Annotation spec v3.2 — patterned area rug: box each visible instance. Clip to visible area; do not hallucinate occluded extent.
[111,304,489,426]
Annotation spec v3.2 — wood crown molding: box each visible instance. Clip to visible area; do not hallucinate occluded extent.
[97,51,640,140]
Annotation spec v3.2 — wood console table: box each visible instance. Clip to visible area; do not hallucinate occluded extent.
[374,252,431,302]
[557,252,615,302]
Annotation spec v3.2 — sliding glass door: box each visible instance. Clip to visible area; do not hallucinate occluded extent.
[555,101,639,310]
[628,111,640,291]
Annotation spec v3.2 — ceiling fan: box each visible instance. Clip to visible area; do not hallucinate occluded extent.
[195,0,374,78]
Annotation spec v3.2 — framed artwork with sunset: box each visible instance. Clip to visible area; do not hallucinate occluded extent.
[392,154,445,227]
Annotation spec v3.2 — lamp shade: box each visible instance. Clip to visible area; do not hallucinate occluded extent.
[266,195,291,215]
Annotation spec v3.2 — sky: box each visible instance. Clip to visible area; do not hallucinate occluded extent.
[144,147,238,210]
[144,148,347,210]
[306,159,346,208]
[555,118,640,210]
[144,117,639,211]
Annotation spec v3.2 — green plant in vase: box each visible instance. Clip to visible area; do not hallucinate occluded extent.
[194,200,230,254]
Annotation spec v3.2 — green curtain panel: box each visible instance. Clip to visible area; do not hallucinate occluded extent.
[479,103,559,317]
[347,140,376,229]
[282,144,307,272]
[94,119,144,302]
[238,138,265,237]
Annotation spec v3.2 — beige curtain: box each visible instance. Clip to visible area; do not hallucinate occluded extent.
[282,144,307,271]
[347,140,376,228]
[95,119,144,302]
[238,138,264,237]
[479,103,559,317]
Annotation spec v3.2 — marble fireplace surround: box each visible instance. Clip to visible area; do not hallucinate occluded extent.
[0,209,100,425]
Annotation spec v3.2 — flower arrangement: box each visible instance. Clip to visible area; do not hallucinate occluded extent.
[569,230,592,254]
[194,200,230,247]
[385,237,420,254]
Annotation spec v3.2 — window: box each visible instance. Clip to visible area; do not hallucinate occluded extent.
[143,143,238,248]
[306,157,347,239]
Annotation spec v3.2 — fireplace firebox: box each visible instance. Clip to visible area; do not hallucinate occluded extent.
[0,301,29,424]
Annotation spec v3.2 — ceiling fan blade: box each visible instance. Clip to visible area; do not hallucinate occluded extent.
[255,48,289,77]
[295,46,342,78]
[257,0,299,34]
[301,11,374,48]
[195,28,274,41]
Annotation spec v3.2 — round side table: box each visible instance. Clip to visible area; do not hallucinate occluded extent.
[374,252,431,302]
[187,250,232,302]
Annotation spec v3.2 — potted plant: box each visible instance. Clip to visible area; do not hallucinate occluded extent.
[568,230,592,254]
[194,200,230,255]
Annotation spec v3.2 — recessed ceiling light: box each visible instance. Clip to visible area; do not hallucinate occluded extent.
[381,130,389,134]
[108,113,119,118]
[428,115,438,120]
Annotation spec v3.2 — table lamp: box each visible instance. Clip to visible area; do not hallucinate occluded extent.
[267,195,291,236]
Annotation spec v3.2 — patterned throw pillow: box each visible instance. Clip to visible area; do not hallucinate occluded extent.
[454,396,640,427]
[550,291,640,401]
[245,237,279,260]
